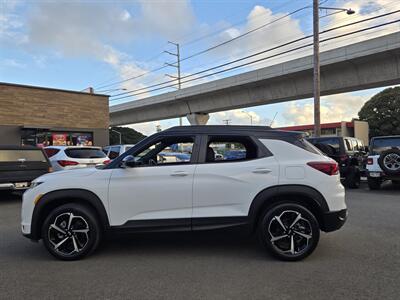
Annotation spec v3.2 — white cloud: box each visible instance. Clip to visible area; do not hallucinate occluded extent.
[0,58,25,68]
[209,109,270,126]
[281,93,370,126]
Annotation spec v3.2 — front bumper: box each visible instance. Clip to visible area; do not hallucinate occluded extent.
[322,209,348,232]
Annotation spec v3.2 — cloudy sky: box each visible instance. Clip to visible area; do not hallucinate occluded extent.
[1,0,399,135]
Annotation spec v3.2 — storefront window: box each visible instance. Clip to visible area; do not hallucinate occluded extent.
[21,129,93,147]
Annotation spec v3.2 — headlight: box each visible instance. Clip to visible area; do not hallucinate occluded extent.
[30,181,43,189]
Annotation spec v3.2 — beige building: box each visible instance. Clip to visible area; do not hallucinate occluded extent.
[0,82,109,146]
[276,120,370,145]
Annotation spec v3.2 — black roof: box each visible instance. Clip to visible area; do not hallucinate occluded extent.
[163,125,304,138]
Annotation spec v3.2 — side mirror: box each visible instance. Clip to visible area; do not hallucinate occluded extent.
[121,155,136,168]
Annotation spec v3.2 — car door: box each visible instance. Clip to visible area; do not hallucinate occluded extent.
[192,135,279,222]
[108,135,199,228]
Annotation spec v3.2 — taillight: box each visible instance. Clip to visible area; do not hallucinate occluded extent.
[57,160,79,167]
[103,160,111,165]
[367,158,373,165]
[307,161,339,176]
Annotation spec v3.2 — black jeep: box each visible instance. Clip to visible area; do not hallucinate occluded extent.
[307,136,367,188]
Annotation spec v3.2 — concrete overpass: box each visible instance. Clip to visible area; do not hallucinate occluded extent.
[110,32,400,125]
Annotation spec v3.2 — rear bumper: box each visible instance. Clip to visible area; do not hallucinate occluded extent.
[0,182,30,190]
[322,209,348,232]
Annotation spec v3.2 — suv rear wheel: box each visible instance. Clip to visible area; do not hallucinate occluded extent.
[41,203,101,260]
[367,177,381,190]
[258,203,320,261]
[343,167,361,189]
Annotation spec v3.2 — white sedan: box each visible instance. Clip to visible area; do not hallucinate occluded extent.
[44,146,110,171]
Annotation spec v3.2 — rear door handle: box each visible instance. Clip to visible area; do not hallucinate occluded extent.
[170,171,189,177]
[252,168,272,174]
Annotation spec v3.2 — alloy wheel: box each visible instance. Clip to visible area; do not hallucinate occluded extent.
[268,210,312,256]
[383,153,400,171]
[48,212,90,256]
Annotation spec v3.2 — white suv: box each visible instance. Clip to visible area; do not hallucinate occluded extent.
[366,135,400,189]
[44,146,110,171]
[22,126,347,261]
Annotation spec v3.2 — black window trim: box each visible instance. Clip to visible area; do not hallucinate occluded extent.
[197,134,272,164]
[111,134,202,168]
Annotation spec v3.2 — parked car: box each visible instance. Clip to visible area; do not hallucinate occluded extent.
[102,144,135,160]
[224,150,247,160]
[0,145,51,192]
[307,136,367,188]
[44,146,110,171]
[366,135,400,189]
[22,126,346,261]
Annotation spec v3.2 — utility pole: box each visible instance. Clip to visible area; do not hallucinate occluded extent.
[110,129,122,144]
[313,0,321,137]
[313,2,355,137]
[165,41,182,126]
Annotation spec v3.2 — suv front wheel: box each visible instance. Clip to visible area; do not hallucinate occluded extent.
[258,203,320,261]
[41,203,102,260]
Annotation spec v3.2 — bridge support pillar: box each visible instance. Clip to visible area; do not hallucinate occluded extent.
[187,113,209,125]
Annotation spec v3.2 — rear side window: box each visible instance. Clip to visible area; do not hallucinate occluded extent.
[290,138,321,155]
[308,137,340,155]
[64,148,106,159]
[344,139,353,151]
[44,148,60,158]
[206,136,258,162]
[0,150,47,162]
[108,146,120,159]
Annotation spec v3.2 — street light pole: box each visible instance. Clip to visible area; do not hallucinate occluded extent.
[110,129,122,144]
[313,0,321,137]
[313,3,355,137]
[242,111,253,125]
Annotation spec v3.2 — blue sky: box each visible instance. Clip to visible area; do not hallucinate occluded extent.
[1,0,399,135]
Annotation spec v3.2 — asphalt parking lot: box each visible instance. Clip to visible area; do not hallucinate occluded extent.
[0,183,399,300]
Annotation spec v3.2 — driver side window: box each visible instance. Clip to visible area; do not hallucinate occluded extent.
[133,136,194,167]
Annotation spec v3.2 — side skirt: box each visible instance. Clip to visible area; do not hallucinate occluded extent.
[110,217,250,234]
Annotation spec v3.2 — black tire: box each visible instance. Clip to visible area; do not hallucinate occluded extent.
[367,177,381,190]
[392,180,400,185]
[343,167,361,189]
[378,149,400,175]
[257,203,320,261]
[41,203,101,261]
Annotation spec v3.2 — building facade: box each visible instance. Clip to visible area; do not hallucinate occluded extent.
[0,82,109,147]
[276,120,370,145]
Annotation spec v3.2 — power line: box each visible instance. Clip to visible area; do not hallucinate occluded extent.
[95,4,314,92]
[109,18,400,102]
[110,11,399,101]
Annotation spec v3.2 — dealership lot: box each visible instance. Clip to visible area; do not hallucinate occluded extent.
[1,184,399,299]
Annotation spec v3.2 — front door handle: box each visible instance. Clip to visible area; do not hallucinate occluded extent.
[170,171,189,177]
[252,168,272,174]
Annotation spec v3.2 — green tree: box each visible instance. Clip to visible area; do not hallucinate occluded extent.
[109,126,146,145]
[358,86,400,137]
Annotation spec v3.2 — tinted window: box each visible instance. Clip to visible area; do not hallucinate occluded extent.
[371,137,400,154]
[134,136,194,166]
[206,136,258,162]
[308,138,340,155]
[290,138,321,155]
[0,150,47,162]
[102,147,109,155]
[64,148,106,159]
[44,148,60,158]
[344,139,353,151]
[108,146,120,159]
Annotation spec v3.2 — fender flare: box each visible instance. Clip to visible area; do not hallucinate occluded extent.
[247,184,329,229]
[30,189,110,240]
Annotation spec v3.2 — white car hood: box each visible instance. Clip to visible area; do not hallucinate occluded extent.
[36,167,98,182]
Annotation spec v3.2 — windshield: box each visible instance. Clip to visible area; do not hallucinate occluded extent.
[64,148,106,159]
[371,137,400,154]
